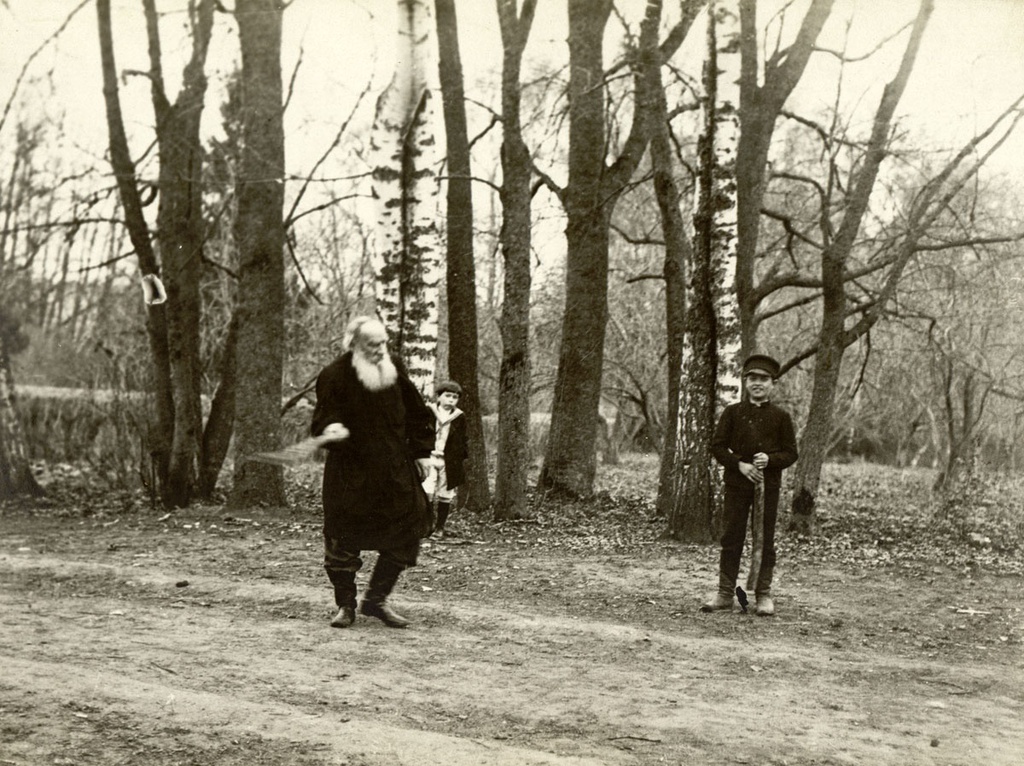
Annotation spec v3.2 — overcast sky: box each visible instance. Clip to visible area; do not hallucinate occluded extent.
[2,1,1023,203]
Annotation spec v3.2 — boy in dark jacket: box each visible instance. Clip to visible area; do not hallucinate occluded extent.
[422,380,469,536]
[702,354,798,616]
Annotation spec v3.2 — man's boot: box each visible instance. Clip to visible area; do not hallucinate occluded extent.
[329,570,357,628]
[360,557,410,628]
[755,566,775,616]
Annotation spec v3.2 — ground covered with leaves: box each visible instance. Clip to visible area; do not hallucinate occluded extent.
[1,457,1021,765]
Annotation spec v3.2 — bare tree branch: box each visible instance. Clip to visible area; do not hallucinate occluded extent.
[468,113,500,152]
[284,75,373,228]
[0,0,90,137]
[779,108,864,150]
[611,222,664,247]
[283,43,304,113]
[284,231,322,304]
[530,161,565,202]
[813,18,916,63]
[141,0,171,119]
[761,206,825,251]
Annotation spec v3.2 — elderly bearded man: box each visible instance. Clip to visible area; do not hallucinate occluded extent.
[311,316,435,629]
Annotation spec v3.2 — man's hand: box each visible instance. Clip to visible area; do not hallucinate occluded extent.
[752,452,769,470]
[739,461,764,484]
[414,458,431,481]
[321,422,350,442]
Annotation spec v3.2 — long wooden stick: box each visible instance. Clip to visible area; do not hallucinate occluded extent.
[429,460,442,531]
[746,480,765,592]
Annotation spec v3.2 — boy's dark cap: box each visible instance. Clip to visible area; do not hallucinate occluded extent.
[436,380,462,396]
[742,354,780,379]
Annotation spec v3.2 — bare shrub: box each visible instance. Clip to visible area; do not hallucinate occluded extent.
[17,385,148,489]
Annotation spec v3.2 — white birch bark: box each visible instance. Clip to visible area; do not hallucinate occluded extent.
[710,0,742,408]
[370,0,444,393]
[668,0,742,540]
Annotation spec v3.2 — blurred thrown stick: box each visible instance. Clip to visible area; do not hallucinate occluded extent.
[248,432,346,466]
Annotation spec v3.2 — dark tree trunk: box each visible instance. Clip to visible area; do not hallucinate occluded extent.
[735,0,833,353]
[198,313,238,499]
[144,0,216,507]
[652,149,689,519]
[539,0,613,498]
[0,312,43,501]
[541,0,673,498]
[228,0,287,509]
[649,2,702,518]
[789,0,934,534]
[96,0,175,499]
[493,0,538,520]
[788,292,844,534]
[435,0,491,512]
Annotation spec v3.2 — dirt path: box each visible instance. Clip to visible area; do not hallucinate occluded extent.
[1,505,1021,765]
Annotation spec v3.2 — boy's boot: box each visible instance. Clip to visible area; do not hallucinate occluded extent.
[360,557,410,628]
[755,566,775,616]
[434,502,451,535]
[701,572,736,612]
[329,570,357,628]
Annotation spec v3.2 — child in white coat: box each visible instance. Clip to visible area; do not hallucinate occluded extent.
[422,380,469,535]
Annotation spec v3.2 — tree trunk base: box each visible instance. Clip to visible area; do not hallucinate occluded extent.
[788,487,816,535]
[0,471,45,502]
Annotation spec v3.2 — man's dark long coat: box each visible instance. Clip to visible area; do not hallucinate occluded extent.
[311,352,435,549]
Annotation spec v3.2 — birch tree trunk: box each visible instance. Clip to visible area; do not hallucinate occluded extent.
[228,0,287,508]
[435,0,491,512]
[710,0,742,408]
[493,0,538,521]
[371,0,445,392]
[667,0,740,542]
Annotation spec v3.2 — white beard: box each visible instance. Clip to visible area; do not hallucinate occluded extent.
[352,351,398,392]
